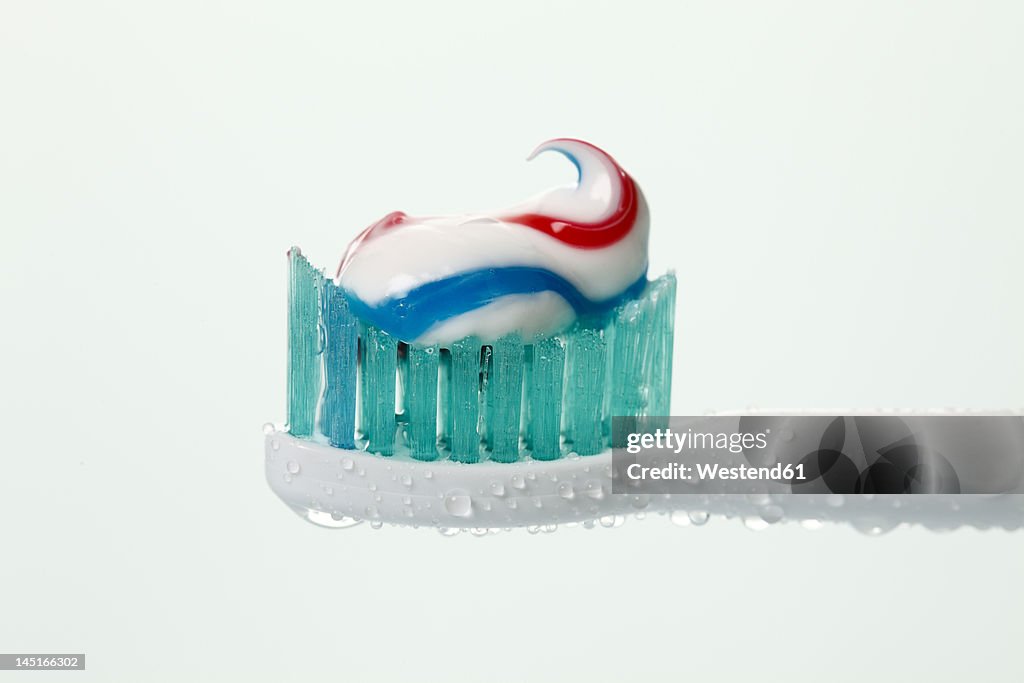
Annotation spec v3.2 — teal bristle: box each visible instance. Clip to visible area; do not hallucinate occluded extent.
[526,336,565,460]
[400,343,440,461]
[286,249,323,438]
[285,263,676,462]
[320,281,358,448]
[484,335,525,463]
[359,324,397,455]
[444,338,482,463]
[563,327,608,456]
[606,275,676,436]
[647,275,676,420]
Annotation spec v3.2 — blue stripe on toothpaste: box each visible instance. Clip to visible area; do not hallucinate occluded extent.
[343,266,648,342]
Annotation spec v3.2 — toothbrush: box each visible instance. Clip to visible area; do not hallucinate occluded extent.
[266,139,676,528]
[264,140,1024,533]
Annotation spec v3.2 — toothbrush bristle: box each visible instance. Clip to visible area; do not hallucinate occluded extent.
[320,281,357,448]
[608,275,676,432]
[526,336,566,461]
[401,343,440,461]
[485,335,525,463]
[563,327,608,456]
[444,338,483,462]
[286,253,676,461]
[286,249,324,438]
[358,324,397,456]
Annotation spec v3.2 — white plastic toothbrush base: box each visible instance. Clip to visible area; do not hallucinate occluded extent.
[265,431,630,529]
[264,429,1024,531]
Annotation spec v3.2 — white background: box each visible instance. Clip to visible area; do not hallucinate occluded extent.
[1,1,1022,681]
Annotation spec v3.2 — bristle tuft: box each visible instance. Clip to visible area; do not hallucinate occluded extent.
[445,338,482,463]
[320,282,358,447]
[402,344,440,460]
[526,336,565,460]
[286,250,323,437]
[359,325,397,455]
[564,327,608,456]
[485,335,525,463]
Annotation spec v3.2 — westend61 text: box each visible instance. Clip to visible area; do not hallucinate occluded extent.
[626,461,807,482]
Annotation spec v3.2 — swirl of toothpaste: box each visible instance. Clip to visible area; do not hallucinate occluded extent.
[336,138,649,345]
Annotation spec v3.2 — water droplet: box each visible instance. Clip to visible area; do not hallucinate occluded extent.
[283,473,293,483]
[341,458,354,471]
[370,520,383,530]
[542,523,558,533]
[438,527,460,537]
[759,504,784,524]
[402,495,412,506]
[286,461,300,475]
[688,510,710,526]
[400,474,413,488]
[303,510,362,528]
[510,474,526,490]
[630,494,650,509]
[526,472,536,481]
[801,518,824,531]
[262,422,275,435]
[368,483,377,492]
[364,505,379,518]
[743,516,770,531]
[598,515,625,528]
[506,498,518,509]
[583,480,604,500]
[443,490,473,518]
[402,508,414,518]
[489,481,505,497]
[470,528,488,537]
[271,439,280,451]
[324,486,334,496]
[424,470,434,480]
[527,525,541,534]
[670,510,691,527]
[853,517,897,536]
[557,482,575,500]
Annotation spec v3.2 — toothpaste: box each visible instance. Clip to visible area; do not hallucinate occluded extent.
[336,138,649,345]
